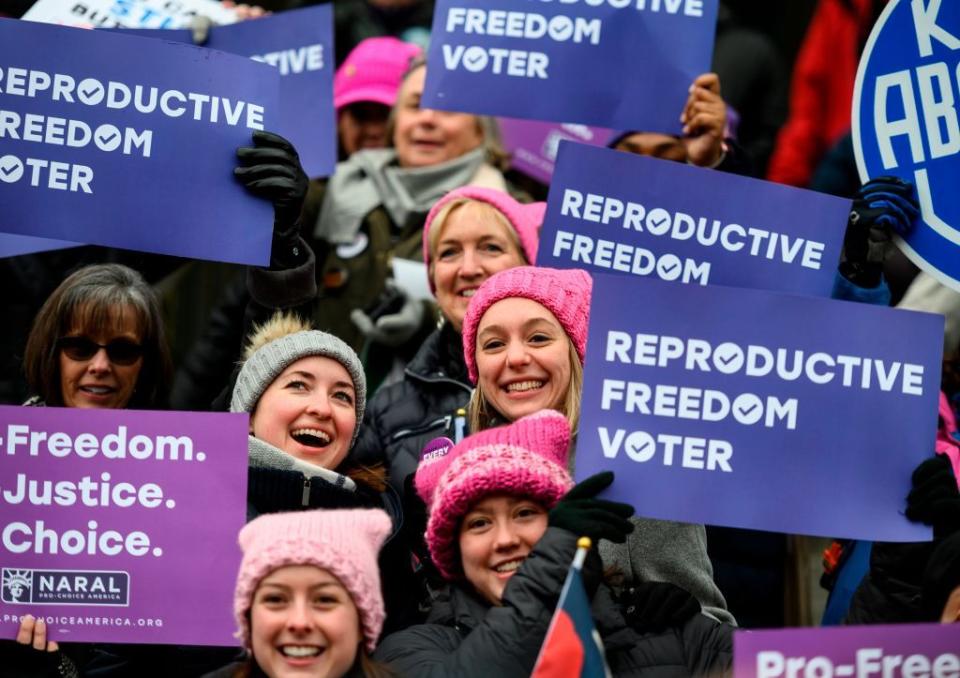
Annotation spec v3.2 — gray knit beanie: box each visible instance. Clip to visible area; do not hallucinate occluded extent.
[230,330,366,447]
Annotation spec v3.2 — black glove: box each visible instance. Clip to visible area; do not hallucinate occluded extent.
[1,641,70,678]
[548,472,634,544]
[905,454,960,540]
[234,130,309,267]
[841,176,919,287]
[620,581,701,634]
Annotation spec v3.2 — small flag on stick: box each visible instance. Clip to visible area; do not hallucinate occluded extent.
[531,537,612,678]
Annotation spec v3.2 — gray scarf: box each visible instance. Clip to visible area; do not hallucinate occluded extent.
[315,147,487,244]
[247,435,357,492]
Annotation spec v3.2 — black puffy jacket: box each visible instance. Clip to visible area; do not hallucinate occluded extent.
[354,322,471,492]
[375,528,733,678]
[844,541,935,624]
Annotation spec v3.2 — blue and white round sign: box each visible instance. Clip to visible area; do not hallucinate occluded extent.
[854,0,960,290]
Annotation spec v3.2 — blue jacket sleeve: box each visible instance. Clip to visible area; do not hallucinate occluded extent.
[831,271,891,306]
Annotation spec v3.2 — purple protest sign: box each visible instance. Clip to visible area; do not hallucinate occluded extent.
[0,19,279,265]
[576,273,943,541]
[538,142,850,297]
[0,234,77,258]
[0,405,248,645]
[424,0,719,132]
[734,625,960,678]
[118,5,336,178]
[497,118,615,184]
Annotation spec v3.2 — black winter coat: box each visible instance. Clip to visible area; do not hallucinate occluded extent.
[844,541,935,624]
[375,528,733,678]
[354,322,471,492]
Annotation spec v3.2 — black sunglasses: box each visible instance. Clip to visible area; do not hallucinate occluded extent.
[57,336,144,366]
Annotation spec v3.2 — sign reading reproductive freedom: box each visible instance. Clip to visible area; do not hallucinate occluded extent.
[538,142,850,297]
[576,274,943,541]
[854,0,960,290]
[498,118,615,184]
[424,0,719,132]
[734,625,960,678]
[0,19,279,265]
[120,5,336,177]
[23,0,237,29]
[0,405,247,645]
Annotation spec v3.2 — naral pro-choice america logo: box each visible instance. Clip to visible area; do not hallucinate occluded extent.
[2,568,129,606]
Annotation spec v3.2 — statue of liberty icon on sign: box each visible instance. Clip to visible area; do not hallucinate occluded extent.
[2,569,33,603]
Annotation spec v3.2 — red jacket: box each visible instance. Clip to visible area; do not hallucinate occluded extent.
[767,0,884,187]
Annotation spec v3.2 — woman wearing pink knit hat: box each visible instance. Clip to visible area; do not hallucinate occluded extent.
[334,37,422,159]
[375,411,733,677]
[204,508,394,678]
[460,266,736,628]
[352,186,545,493]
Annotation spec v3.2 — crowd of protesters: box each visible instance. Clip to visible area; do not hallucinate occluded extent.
[2,1,959,677]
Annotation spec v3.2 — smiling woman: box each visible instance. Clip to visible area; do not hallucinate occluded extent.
[229,312,380,505]
[460,266,736,627]
[227,312,419,641]
[376,411,733,677]
[212,509,394,678]
[23,263,172,410]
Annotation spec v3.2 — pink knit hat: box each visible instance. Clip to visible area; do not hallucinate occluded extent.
[233,509,391,651]
[416,410,573,580]
[422,187,545,293]
[461,266,593,384]
[334,37,422,111]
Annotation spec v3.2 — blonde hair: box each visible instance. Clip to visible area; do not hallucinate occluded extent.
[388,57,510,171]
[468,341,583,434]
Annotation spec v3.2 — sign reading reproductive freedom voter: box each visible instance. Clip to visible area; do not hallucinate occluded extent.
[23,0,237,29]
[120,5,336,177]
[539,143,850,296]
[734,624,960,678]
[854,0,960,291]
[0,405,247,645]
[424,0,719,132]
[576,274,943,541]
[0,19,279,265]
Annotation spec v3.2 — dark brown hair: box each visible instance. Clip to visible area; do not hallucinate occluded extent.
[23,264,172,408]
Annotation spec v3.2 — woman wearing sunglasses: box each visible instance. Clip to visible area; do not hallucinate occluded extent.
[21,263,171,411]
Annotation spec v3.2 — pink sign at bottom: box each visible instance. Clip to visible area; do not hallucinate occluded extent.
[734,624,960,678]
[0,405,248,646]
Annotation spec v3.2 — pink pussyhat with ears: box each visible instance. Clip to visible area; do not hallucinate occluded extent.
[460,266,593,384]
[233,509,391,651]
[422,187,546,293]
[415,410,574,580]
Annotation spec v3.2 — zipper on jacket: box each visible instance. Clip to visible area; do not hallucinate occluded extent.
[390,415,452,442]
[301,478,311,507]
[404,366,472,395]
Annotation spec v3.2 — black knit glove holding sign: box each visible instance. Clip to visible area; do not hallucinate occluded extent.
[548,471,634,544]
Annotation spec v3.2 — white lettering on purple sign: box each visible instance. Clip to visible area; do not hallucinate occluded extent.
[0,64,267,194]
[594,331,927,473]
[553,188,826,284]
[756,647,960,678]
